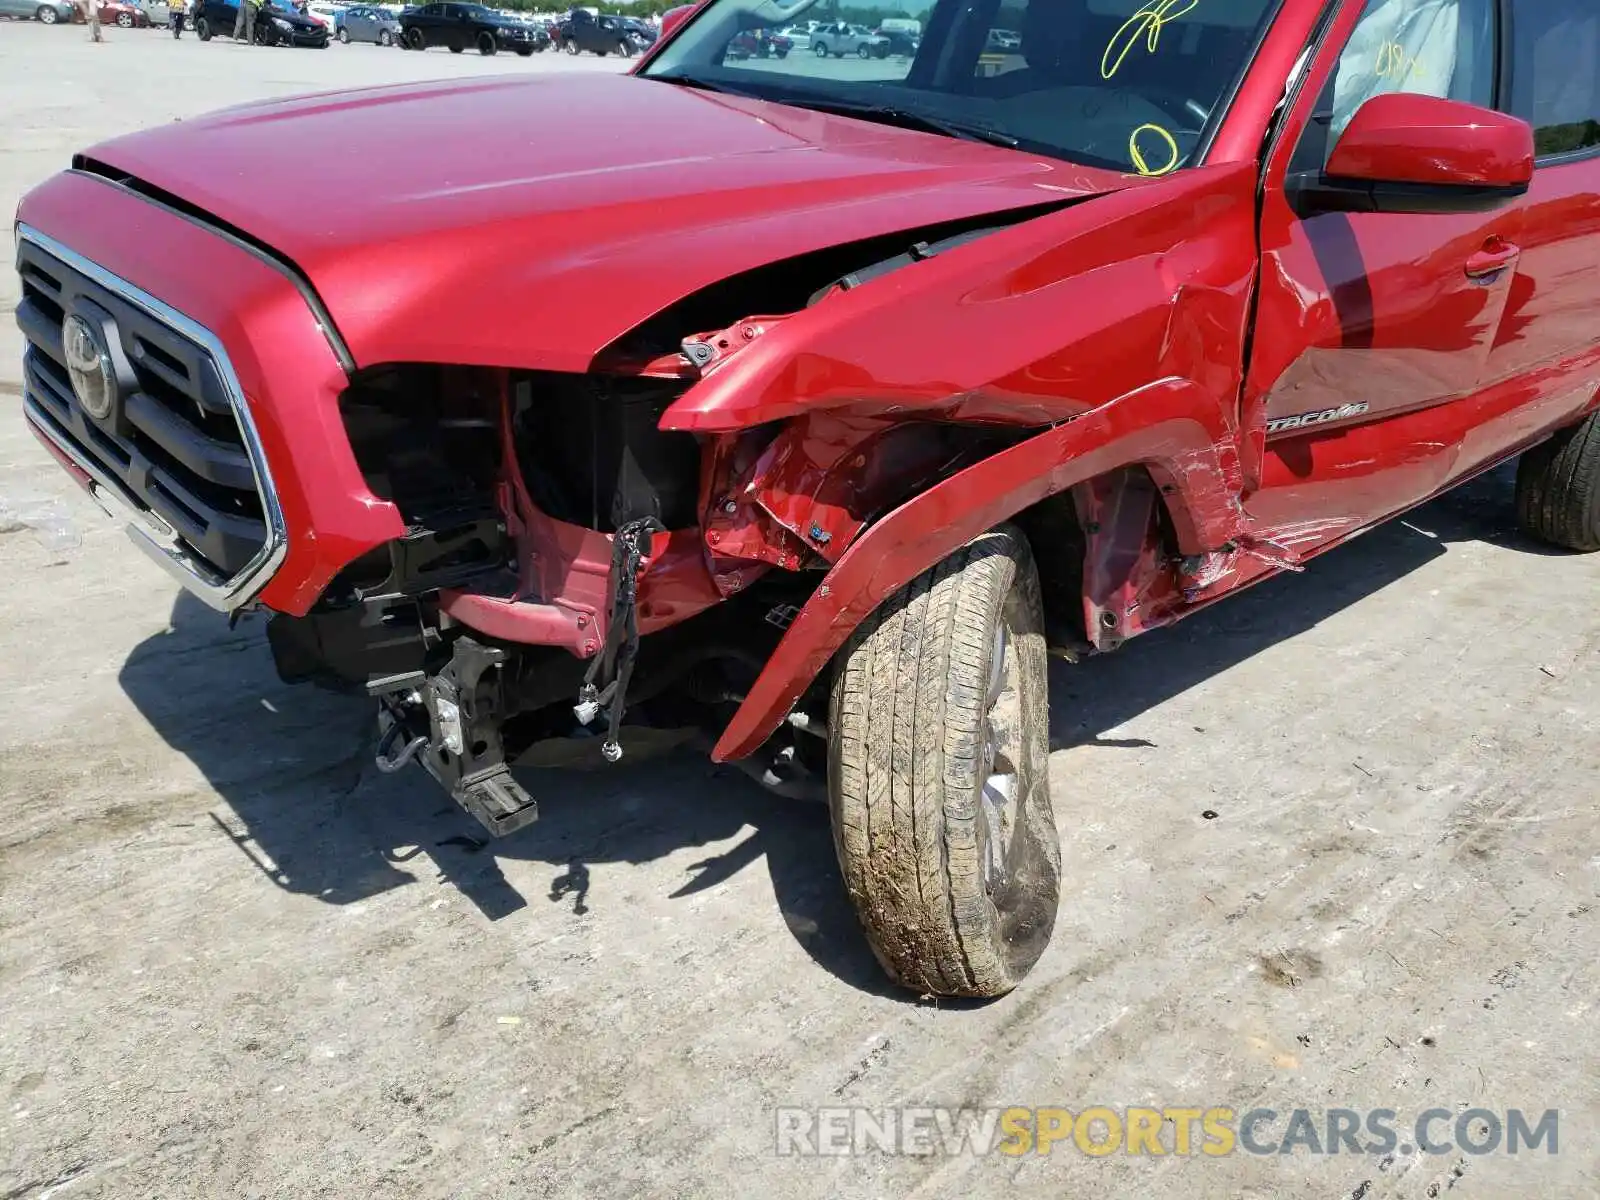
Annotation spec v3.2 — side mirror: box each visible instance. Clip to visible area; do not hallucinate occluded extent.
[658,1,695,40]
[1291,93,1534,217]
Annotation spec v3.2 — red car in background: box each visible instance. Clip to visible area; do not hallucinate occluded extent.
[728,27,789,59]
[78,0,149,24]
[13,0,1600,998]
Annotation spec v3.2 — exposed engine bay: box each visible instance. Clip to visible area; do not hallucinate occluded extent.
[267,363,1015,837]
[261,221,1050,837]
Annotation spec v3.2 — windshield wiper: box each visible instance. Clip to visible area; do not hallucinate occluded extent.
[650,72,757,99]
[773,97,1021,149]
[648,78,1020,151]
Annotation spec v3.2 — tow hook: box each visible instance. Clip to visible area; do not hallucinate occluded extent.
[373,641,540,838]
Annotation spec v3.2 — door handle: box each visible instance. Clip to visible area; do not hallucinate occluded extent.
[1464,239,1520,282]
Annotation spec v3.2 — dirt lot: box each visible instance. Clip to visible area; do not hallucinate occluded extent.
[1,23,1597,1200]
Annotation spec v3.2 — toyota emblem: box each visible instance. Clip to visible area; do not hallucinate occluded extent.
[63,313,117,422]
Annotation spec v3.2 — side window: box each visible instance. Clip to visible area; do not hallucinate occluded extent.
[1292,0,1497,171]
[1509,0,1600,158]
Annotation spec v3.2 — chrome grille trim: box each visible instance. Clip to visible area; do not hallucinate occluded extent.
[15,222,288,611]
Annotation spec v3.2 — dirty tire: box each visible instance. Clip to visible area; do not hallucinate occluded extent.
[828,524,1060,998]
[1515,410,1600,551]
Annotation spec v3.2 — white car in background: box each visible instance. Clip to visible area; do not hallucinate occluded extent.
[304,0,343,28]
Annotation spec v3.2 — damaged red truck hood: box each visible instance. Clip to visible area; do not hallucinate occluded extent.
[83,73,1134,372]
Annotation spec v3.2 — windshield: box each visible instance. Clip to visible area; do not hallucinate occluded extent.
[642,0,1279,175]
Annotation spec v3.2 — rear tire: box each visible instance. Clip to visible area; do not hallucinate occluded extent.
[1515,411,1600,551]
[828,525,1060,998]
[195,13,211,36]
[37,4,59,22]
[448,42,461,51]
[562,36,575,52]
[335,23,347,40]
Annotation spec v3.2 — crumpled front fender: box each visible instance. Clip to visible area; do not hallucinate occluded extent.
[711,377,1250,761]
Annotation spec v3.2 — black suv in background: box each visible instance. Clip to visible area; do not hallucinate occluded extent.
[556,8,649,56]
[196,0,329,44]
[401,2,548,54]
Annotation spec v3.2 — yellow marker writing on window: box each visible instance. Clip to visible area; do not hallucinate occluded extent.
[1129,123,1180,176]
[1375,39,1426,80]
[1102,0,1200,80]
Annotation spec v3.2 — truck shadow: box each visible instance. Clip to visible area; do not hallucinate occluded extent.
[117,463,1548,997]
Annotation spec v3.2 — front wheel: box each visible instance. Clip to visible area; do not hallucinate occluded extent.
[562,36,575,52]
[195,13,211,36]
[857,43,871,57]
[448,42,461,51]
[476,29,493,53]
[116,9,132,24]
[514,44,531,55]
[403,25,423,48]
[1516,411,1600,551]
[829,525,1060,998]
[36,4,60,22]
[376,27,390,43]
[615,37,631,56]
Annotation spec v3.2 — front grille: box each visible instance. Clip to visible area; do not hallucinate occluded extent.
[14,226,285,608]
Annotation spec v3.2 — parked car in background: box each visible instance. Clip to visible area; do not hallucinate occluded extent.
[0,0,76,22]
[96,0,150,25]
[556,7,645,56]
[874,24,916,55]
[337,1,396,42]
[137,0,170,21]
[619,14,653,45]
[401,1,543,54]
[808,21,887,58]
[195,0,329,44]
[728,27,789,59]
[304,0,343,29]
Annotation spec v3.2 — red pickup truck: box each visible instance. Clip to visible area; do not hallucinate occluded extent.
[14,0,1600,997]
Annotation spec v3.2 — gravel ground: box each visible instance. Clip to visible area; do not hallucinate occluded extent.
[1,23,1597,1200]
